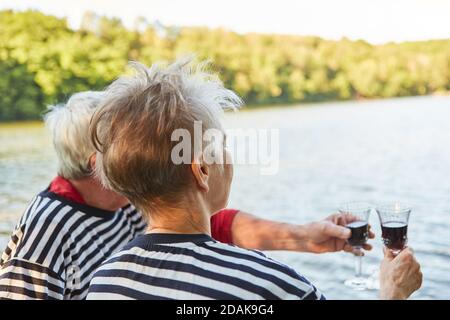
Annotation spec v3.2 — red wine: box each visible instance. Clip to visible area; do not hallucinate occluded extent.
[346,221,369,247]
[381,221,408,251]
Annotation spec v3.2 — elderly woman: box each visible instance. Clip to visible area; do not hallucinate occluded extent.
[87,58,422,300]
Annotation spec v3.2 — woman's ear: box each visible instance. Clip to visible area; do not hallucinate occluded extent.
[191,157,210,192]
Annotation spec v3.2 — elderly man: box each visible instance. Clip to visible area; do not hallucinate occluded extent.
[0,91,376,300]
[87,58,422,300]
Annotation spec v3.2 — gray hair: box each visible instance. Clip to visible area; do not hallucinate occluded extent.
[90,57,242,211]
[44,91,105,180]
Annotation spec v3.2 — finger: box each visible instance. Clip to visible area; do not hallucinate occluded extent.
[343,244,354,253]
[397,247,414,258]
[342,213,358,224]
[331,213,345,226]
[344,244,365,255]
[383,247,394,261]
[322,222,351,240]
[333,213,347,226]
[333,212,355,226]
[343,243,369,254]
[412,262,421,273]
[395,247,417,266]
[326,213,340,224]
[405,246,414,254]
[340,213,353,225]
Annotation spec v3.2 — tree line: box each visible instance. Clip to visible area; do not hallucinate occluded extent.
[1,10,449,121]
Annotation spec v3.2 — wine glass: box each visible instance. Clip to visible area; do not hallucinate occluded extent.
[339,202,372,290]
[376,203,411,255]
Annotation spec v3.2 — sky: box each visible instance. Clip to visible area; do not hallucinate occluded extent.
[1,0,450,44]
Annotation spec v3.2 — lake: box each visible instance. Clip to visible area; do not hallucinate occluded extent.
[1,95,450,299]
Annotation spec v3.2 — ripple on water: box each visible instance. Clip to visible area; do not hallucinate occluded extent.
[2,96,450,299]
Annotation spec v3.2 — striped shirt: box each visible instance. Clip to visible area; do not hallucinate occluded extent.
[87,233,324,300]
[0,189,146,300]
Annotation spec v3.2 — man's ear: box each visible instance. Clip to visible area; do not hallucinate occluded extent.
[191,157,209,192]
[89,153,97,172]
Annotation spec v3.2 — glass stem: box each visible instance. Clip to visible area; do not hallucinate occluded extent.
[354,247,363,277]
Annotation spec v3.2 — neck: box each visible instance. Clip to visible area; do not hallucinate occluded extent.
[145,192,212,235]
[69,177,127,211]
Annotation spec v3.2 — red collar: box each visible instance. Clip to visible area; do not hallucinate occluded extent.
[49,176,86,205]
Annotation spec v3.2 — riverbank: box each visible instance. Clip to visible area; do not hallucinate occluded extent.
[1,92,449,125]
[0,120,43,128]
[232,92,450,117]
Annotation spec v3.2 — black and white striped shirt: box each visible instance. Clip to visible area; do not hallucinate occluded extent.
[87,233,324,300]
[0,190,146,300]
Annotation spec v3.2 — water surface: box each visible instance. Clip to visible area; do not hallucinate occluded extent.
[1,96,450,299]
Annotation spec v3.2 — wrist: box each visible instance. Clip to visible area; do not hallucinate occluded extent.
[379,285,407,300]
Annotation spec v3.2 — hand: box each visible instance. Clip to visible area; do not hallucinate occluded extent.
[302,213,375,254]
[379,247,423,300]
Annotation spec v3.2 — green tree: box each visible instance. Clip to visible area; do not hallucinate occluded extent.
[1,9,450,121]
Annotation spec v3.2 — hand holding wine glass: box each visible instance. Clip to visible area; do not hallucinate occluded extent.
[379,247,423,299]
[301,213,375,254]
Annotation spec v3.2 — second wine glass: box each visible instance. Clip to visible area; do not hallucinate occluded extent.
[376,202,411,256]
[339,201,372,290]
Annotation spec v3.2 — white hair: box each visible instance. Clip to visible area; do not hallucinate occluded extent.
[44,91,105,180]
[90,57,243,209]
[98,56,242,137]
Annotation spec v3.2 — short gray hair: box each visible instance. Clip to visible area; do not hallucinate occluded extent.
[90,57,242,211]
[44,91,105,180]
